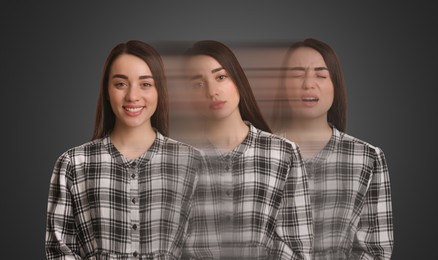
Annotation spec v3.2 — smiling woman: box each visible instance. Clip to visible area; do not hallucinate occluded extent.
[107,54,159,157]
[45,40,202,259]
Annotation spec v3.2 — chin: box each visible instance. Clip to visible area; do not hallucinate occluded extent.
[210,113,230,120]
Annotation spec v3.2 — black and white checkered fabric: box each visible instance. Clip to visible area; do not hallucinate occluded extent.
[183,124,313,259]
[46,132,201,259]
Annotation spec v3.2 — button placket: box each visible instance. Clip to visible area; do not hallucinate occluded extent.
[222,155,232,198]
[224,155,231,171]
[129,164,140,257]
[221,154,233,233]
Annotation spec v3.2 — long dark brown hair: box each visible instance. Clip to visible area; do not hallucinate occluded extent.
[184,40,272,133]
[92,40,169,140]
[272,38,347,132]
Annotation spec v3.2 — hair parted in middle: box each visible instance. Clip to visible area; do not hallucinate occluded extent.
[92,40,169,140]
[272,38,347,132]
[184,40,272,133]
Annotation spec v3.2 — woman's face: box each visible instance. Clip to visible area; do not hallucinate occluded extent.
[108,54,158,130]
[283,47,334,121]
[185,55,240,121]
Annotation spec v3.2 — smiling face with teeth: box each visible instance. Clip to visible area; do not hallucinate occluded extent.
[284,46,334,122]
[108,54,158,131]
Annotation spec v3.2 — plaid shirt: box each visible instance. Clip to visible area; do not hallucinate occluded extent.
[45,132,201,260]
[305,127,394,259]
[182,124,313,260]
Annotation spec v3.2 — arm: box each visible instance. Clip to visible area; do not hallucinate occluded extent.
[273,145,313,260]
[45,152,82,260]
[351,148,394,260]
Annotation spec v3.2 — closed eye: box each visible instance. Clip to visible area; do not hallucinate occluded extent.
[289,73,304,78]
[316,72,329,79]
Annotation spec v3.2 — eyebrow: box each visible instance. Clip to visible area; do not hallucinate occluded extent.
[190,74,202,80]
[285,66,328,71]
[111,74,154,79]
[211,67,224,73]
[189,67,224,80]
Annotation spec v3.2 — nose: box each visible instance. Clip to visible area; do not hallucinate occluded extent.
[302,73,316,90]
[126,85,140,101]
[206,81,219,98]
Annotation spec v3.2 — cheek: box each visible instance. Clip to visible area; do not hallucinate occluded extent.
[190,98,209,118]
[320,91,335,112]
[108,90,121,106]
[284,78,301,89]
[197,99,210,112]
[107,88,115,100]
[146,89,159,105]
[191,90,209,107]
[285,87,301,101]
[325,85,335,103]
[226,83,240,102]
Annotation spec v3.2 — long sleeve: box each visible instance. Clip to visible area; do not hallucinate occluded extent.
[351,148,394,260]
[274,146,313,260]
[45,152,82,260]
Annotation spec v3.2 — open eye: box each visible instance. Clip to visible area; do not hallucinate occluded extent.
[141,82,153,88]
[216,74,228,81]
[114,82,127,88]
[191,81,205,89]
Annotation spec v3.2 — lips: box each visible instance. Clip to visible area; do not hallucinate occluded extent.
[124,106,144,112]
[301,95,319,102]
[123,106,145,115]
[210,101,226,110]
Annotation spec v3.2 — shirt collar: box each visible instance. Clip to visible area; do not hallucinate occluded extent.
[102,130,163,167]
[204,121,256,160]
[305,125,341,163]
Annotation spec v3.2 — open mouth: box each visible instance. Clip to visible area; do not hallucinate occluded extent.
[123,106,144,112]
[301,97,319,102]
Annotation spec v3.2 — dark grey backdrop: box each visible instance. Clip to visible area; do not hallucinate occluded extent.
[3,1,435,259]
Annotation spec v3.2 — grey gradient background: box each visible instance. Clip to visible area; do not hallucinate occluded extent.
[3,1,435,259]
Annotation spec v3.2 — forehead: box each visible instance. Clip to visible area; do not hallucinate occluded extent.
[186,55,222,72]
[286,47,327,68]
[110,54,152,75]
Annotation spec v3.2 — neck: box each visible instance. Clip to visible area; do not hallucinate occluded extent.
[110,123,156,160]
[205,112,249,152]
[285,118,332,159]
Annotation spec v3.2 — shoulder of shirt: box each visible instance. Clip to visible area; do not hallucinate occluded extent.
[61,138,103,154]
[336,128,384,154]
[252,126,298,149]
[160,135,203,155]
[53,138,104,164]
